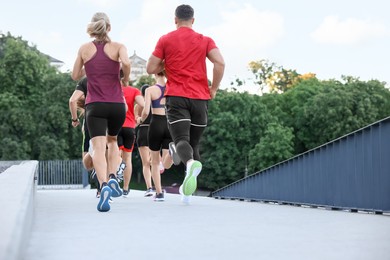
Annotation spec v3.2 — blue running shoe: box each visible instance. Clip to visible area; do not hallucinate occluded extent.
[180,160,202,196]
[97,186,112,212]
[108,178,122,197]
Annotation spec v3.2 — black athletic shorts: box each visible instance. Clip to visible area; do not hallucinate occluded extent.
[117,127,135,152]
[165,96,208,127]
[86,102,126,138]
[136,125,149,147]
[148,114,172,151]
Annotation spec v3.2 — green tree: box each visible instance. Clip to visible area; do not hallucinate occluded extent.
[133,74,155,89]
[200,90,275,189]
[248,59,302,94]
[0,33,77,160]
[248,122,294,172]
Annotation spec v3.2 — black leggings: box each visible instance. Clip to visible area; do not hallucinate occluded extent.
[165,96,208,164]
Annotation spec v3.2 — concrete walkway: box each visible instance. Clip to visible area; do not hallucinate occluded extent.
[24,189,390,260]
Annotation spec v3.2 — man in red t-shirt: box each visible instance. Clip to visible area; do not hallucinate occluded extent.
[147,4,225,203]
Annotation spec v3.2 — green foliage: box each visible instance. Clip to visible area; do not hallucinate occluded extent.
[281,77,390,152]
[133,74,155,89]
[248,122,294,172]
[200,90,275,189]
[0,33,78,160]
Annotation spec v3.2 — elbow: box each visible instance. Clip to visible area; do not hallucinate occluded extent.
[146,63,158,75]
[218,60,226,69]
[146,66,153,75]
[71,71,81,81]
[69,98,77,107]
[122,61,130,70]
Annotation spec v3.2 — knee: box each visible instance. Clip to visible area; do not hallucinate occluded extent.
[106,135,117,144]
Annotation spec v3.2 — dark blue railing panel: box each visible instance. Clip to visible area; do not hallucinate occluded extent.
[212,117,390,212]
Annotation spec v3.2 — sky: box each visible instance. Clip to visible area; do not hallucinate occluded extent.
[1,0,389,93]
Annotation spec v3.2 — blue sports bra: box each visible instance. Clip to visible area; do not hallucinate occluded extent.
[151,84,166,109]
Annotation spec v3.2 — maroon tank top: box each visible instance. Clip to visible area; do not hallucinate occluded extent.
[84,41,123,104]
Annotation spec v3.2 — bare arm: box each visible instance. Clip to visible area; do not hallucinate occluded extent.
[146,54,164,74]
[134,104,142,126]
[71,48,85,81]
[140,89,152,122]
[207,48,225,99]
[119,44,131,83]
[69,90,84,127]
[135,95,145,109]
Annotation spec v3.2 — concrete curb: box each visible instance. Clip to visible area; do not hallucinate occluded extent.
[0,161,38,260]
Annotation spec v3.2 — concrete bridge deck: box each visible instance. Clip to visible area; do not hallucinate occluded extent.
[25,189,390,260]
[1,161,390,260]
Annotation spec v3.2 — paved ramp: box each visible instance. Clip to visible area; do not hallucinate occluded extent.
[24,189,390,260]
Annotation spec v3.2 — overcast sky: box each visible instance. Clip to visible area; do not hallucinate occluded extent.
[1,0,389,93]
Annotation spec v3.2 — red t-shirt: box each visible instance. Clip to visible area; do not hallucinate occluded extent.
[122,86,141,128]
[152,27,218,100]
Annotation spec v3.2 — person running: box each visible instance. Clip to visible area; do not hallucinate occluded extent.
[118,71,144,197]
[146,4,225,203]
[139,71,173,202]
[72,12,130,212]
[135,84,154,197]
[69,77,93,171]
[69,77,101,196]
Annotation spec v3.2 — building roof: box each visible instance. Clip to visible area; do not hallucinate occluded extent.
[129,51,147,64]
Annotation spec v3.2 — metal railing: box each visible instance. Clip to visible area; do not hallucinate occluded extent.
[212,116,390,213]
[37,160,88,189]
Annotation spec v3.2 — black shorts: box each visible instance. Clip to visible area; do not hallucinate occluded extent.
[165,96,208,126]
[86,102,126,138]
[117,127,135,152]
[148,114,172,151]
[136,125,149,147]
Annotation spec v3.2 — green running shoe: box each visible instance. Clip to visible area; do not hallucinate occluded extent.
[181,160,202,196]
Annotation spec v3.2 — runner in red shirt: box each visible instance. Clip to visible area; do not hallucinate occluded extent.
[117,72,144,197]
[147,4,225,204]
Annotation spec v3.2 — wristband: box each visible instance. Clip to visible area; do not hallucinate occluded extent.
[72,118,79,122]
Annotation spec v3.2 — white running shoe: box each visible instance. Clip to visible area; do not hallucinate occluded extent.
[144,188,154,197]
[179,185,190,205]
[116,161,126,182]
[180,160,202,196]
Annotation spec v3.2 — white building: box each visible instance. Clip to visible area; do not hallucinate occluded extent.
[129,51,147,81]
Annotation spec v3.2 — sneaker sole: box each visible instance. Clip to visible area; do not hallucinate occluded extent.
[97,186,112,212]
[179,186,191,205]
[108,179,122,197]
[182,161,202,196]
